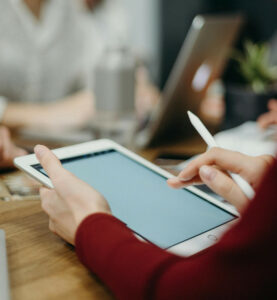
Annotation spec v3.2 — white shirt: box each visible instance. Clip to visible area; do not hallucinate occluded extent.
[0,0,128,119]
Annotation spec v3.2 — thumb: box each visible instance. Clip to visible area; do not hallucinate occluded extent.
[199,165,248,212]
[34,145,66,183]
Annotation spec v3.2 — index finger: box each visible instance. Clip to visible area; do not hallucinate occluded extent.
[268,99,277,111]
[34,145,67,183]
[177,148,256,183]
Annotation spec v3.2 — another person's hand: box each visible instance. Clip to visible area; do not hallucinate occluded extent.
[167,148,274,212]
[0,126,26,169]
[257,99,277,129]
[35,145,111,245]
[39,91,95,130]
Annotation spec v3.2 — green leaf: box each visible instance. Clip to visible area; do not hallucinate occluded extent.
[232,40,277,92]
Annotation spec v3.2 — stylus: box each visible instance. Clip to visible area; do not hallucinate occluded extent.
[187,111,255,200]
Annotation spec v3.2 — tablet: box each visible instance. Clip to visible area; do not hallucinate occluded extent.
[14,140,239,256]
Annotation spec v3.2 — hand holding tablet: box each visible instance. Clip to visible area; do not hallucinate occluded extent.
[15,139,239,256]
[34,145,111,245]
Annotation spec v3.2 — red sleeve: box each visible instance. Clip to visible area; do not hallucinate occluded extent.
[75,160,277,300]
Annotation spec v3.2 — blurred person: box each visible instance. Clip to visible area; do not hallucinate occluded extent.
[0,0,159,131]
[34,145,276,299]
[0,0,95,130]
[0,0,139,130]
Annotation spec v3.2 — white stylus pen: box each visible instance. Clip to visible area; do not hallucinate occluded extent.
[187,111,255,200]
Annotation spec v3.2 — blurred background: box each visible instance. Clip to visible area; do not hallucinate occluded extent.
[0,0,276,201]
[119,0,277,87]
[0,0,276,149]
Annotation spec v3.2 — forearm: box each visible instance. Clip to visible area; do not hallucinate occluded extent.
[1,90,94,129]
[76,214,182,300]
[1,103,44,128]
[75,160,277,300]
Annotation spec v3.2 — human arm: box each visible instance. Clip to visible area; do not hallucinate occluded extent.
[0,126,26,169]
[1,91,94,130]
[76,165,277,299]
[257,99,277,129]
[35,145,277,299]
[34,145,111,245]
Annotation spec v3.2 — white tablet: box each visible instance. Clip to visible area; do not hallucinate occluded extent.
[14,139,239,256]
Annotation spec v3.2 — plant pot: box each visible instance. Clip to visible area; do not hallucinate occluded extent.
[223,85,277,129]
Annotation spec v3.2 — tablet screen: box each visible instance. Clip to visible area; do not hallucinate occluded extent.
[33,149,236,249]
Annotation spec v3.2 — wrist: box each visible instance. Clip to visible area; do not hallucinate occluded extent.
[75,213,119,246]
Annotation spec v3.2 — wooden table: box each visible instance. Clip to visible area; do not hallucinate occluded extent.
[0,136,205,300]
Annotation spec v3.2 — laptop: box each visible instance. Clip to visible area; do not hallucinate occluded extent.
[0,230,10,300]
[135,14,244,148]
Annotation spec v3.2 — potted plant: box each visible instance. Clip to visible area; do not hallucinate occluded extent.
[224,41,277,129]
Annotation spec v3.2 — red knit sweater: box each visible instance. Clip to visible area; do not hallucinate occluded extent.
[76,160,277,300]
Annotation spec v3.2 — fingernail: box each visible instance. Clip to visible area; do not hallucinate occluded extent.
[199,166,216,181]
[167,178,180,184]
[34,145,46,159]
[177,175,193,182]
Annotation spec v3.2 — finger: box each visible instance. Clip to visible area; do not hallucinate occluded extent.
[257,113,268,128]
[268,99,277,111]
[177,148,255,183]
[168,162,226,189]
[167,175,202,189]
[257,111,277,129]
[199,165,249,212]
[168,165,223,188]
[35,145,83,198]
[34,145,67,183]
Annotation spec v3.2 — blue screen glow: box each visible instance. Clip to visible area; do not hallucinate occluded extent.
[33,150,235,248]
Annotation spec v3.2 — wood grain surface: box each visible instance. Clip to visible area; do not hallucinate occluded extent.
[0,200,113,300]
[0,136,205,299]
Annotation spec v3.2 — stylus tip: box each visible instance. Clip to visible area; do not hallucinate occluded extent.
[187,111,195,122]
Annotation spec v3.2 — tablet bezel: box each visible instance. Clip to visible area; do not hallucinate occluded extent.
[14,139,239,256]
